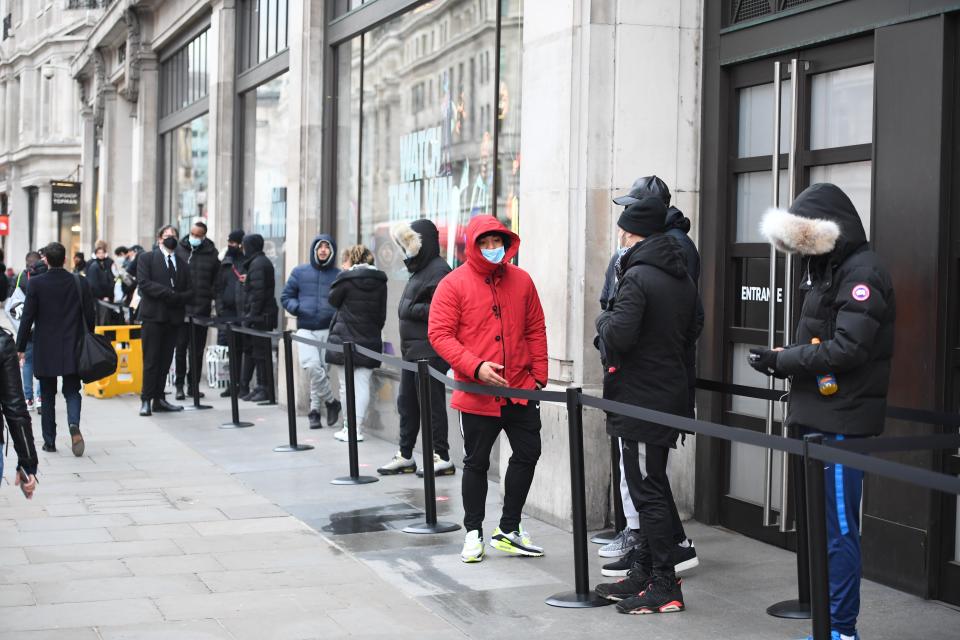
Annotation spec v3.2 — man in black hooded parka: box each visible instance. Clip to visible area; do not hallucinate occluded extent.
[377,219,454,476]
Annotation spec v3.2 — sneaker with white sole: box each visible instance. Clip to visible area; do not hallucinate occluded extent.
[490,526,544,557]
[416,453,456,477]
[378,452,417,475]
[461,530,484,563]
[598,527,642,558]
[671,539,699,573]
[602,538,698,577]
[334,426,364,442]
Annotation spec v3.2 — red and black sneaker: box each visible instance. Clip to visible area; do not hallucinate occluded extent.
[594,566,651,602]
[615,574,685,614]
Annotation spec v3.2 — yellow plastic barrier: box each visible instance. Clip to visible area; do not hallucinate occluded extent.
[83,324,142,398]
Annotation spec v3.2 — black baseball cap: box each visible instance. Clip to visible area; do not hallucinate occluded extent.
[612,175,672,207]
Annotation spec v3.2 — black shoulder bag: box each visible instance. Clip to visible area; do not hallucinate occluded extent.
[73,275,118,383]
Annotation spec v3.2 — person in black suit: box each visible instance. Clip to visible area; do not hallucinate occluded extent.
[15,242,95,456]
[137,225,193,417]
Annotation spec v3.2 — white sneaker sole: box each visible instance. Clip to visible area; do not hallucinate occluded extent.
[601,566,630,577]
[675,556,699,574]
[461,549,484,563]
[598,546,635,559]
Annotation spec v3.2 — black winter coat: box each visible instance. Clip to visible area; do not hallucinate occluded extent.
[85,257,115,300]
[215,251,244,321]
[0,329,37,474]
[392,219,451,361]
[596,234,702,447]
[177,237,220,316]
[240,252,279,330]
[136,249,193,324]
[16,269,96,377]
[325,266,388,369]
[771,184,896,437]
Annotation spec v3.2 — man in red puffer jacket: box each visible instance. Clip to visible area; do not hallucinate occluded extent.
[429,215,548,564]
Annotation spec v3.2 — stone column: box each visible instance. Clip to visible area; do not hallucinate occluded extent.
[207,0,237,242]
[0,80,7,153]
[34,182,54,248]
[19,67,36,146]
[131,54,159,248]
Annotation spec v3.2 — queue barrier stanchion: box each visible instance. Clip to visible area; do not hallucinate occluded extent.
[331,342,378,485]
[275,330,314,453]
[258,328,278,406]
[591,436,627,545]
[221,323,254,429]
[803,434,831,640]
[546,387,612,608]
[404,359,460,534]
[183,316,212,412]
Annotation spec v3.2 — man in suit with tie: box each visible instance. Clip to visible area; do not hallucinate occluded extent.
[137,225,193,417]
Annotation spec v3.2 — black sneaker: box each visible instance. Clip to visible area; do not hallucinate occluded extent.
[601,545,641,577]
[308,410,323,430]
[326,399,342,427]
[672,539,699,573]
[616,573,685,614]
[41,443,56,453]
[594,566,651,602]
[220,387,232,398]
[244,388,269,403]
[174,385,186,401]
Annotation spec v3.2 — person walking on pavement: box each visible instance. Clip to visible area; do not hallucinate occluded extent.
[281,234,342,429]
[592,196,703,615]
[378,219,454,476]
[137,225,193,417]
[0,326,38,499]
[173,220,220,401]
[428,215,548,563]
[72,252,86,274]
[597,175,700,577]
[16,242,96,456]
[215,230,245,397]
[750,183,895,640]
[8,251,46,413]
[238,234,278,403]
[324,244,387,443]
[85,240,116,326]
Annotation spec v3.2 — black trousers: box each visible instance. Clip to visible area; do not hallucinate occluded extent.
[398,357,450,460]
[174,319,209,387]
[240,333,270,391]
[461,402,541,534]
[621,439,675,576]
[141,321,179,401]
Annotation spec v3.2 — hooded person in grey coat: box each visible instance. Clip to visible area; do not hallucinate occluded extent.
[377,219,455,476]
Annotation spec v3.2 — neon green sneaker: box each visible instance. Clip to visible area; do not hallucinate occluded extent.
[461,530,484,563]
[491,526,544,557]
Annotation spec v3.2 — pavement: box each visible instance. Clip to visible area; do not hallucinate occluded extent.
[1,386,958,639]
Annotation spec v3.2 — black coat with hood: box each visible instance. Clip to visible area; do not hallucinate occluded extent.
[84,256,115,300]
[215,247,244,321]
[391,219,452,361]
[596,234,703,448]
[239,234,279,330]
[176,236,220,316]
[324,264,388,369]
[761,183,896,437]
[0,329,37,475]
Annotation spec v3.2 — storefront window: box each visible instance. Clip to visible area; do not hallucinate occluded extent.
[497,0,522,235]
[241,73,290,305]
[161,115,210,236]
[335,37,361,252]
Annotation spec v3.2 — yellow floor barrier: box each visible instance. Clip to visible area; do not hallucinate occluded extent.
[84,324,142,398]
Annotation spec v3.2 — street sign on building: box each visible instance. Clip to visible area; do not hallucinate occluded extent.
[51,181,81,213]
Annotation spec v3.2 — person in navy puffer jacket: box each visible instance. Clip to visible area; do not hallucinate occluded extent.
[281,234,342,429]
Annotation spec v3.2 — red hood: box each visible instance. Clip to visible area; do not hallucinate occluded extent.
[464,215,520,275]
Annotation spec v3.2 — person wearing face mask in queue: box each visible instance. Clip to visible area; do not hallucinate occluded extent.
[85,240,117,325]
[215,230,245,396]
[137,225,193,417]
[173,220,220,400]
[428,215,548,563]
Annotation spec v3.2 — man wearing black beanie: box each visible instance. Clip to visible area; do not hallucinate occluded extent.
[593,195,703,615]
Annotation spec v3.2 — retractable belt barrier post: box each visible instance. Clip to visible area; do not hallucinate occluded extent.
[275,330,314,453]
[768,423,811,620]
[404,359,460,534]
[221,322,254,429]
[183,316,212,412]
[331,342,378,485]
[803,434,831,640]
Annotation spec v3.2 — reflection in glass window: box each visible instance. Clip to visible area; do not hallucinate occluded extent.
[809,161,872,237]
[810,64,874,151]
[737,79,791,158]
[335,38,361,252]
[735,169,788,243]
[241,73,290,308]
[497,0,522,236]
[162,115,209,236]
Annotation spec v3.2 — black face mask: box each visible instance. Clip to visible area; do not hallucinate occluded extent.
[162,236,178,250]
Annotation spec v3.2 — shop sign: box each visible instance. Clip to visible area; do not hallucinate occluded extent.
[51,181,81,213]
[733,257,786,331]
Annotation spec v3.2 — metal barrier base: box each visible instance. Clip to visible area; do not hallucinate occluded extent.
[545,591,613,608]
[274,444,315,453]
[767,598,811,619]
[590,529,618,544]
[220,421,255,429]
[331,475,379,485]
[402,521,460,535]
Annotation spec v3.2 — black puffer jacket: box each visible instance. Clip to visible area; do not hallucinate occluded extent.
[766,183,896,437]
[84,257,115,299]
[0,330,37,475]
[597,234,702,447]
[215,249,244,321]
[240,235,278,330]
[392,219,451,361]
[177,237,220,316]
[325,265,388,369]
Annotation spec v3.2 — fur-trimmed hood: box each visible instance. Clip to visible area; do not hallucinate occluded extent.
[760,183,867,261]
[391,219,441,273]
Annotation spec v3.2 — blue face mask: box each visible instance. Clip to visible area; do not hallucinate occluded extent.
[481,246,505,264]
[617,246,630,257]
[188,237,201,247]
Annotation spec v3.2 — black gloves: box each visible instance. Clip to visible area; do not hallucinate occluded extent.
[748,348,784,378]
